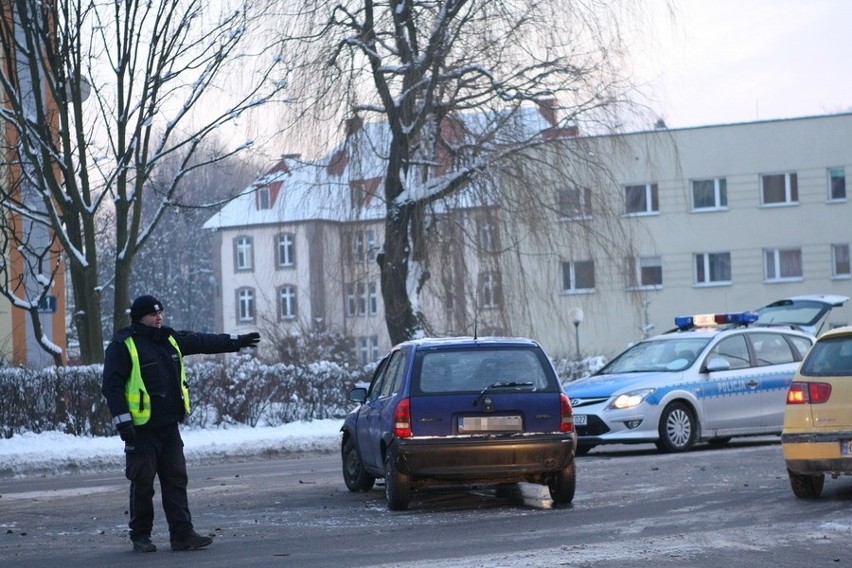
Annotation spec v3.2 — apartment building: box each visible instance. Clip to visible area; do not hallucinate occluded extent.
[204,112,852,362]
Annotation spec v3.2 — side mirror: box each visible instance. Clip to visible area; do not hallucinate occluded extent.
[704,357,731,373]
[349,387,368,403]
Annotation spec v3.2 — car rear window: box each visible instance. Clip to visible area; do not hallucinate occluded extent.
[800,336,852,376]
[414,348,554,394]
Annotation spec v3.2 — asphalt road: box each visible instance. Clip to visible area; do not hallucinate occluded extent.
[1,438,851,568]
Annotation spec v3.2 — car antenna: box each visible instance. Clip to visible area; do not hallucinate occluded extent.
[473,287,479,340]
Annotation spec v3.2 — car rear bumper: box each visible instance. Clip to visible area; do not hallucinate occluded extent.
[390,434,575,481]
[782,431,852,475]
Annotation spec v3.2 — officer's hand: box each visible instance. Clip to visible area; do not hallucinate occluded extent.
[239,332,261,348]
[117,422,136,443]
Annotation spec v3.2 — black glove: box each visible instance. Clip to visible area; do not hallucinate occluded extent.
[239,332,261,348]
[117,422,136,443]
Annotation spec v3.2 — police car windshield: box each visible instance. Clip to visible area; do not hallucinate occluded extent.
[599,337,713,374]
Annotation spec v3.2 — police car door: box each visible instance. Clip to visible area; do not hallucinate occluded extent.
[700,334,763,433]
[747,332,802,430]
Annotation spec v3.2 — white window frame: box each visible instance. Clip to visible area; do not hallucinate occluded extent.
[694,252,731,286]
[279,285,297,319]
[478,219,497,252]
[627,256,662,290]
[831,243,850,279]
[624,183,659,216]
[557,186,592,220]
[691,178,727,211]
[277,233,295,267]
[346,284,357,316]
[829,167,847,202]
[479,272,501,309]
[237,288,255,322]
[368,282,378,315]
[235,236,253,271]
[562,260,595,294]
[760,172,798,206]
[764,248,803,282]
[258,186,271,210]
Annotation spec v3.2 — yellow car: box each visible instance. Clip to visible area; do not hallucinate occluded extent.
[782,326,852,498]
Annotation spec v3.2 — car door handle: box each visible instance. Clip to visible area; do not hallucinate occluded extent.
[747,380,760,388]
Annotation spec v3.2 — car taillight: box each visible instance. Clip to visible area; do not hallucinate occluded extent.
[393,398,412,438]
[787,382,832,404]
[560,393,574,433]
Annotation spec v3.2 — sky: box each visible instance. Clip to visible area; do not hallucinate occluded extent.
[0,419,342,478]
[631,0,852,128]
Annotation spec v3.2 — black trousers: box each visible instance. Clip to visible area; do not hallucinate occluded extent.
[125,423,194,540]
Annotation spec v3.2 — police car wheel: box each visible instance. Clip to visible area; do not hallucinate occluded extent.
[656,402,698,453]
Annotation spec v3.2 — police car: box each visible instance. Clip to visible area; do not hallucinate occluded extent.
[566,295,848,454]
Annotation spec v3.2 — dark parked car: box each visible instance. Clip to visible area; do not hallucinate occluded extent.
[341,337,576,510]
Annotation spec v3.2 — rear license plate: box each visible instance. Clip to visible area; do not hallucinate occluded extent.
[573,414,588,426]
[840,440,852,456]
[458,415,522,433]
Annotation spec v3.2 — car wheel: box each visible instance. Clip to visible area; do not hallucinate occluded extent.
[656,402,698,453]
[384,454,411,511]
[548,462,576,505]
[342,437,375,492]
[788,469,825,499]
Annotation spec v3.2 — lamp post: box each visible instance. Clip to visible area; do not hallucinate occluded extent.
[569,307,584,361]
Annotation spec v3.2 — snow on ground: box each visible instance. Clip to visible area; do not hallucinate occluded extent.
[0,419,343,478]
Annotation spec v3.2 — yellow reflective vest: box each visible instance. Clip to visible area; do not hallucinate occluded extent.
[123,335,189,425]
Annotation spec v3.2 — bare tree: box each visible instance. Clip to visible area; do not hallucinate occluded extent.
[0,0,289,363]
[278,0,647,345]
[0,204,64,366]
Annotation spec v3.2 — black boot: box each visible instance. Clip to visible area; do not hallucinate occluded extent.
[170,531,213,551]
[132,536,157,553]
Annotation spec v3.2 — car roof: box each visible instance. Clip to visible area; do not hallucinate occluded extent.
[815,325,852,342]
[397,336,543,351]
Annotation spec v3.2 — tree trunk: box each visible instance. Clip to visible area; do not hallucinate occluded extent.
[68,262,104,364]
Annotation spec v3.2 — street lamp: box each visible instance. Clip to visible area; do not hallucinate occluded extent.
[569,307,584,361]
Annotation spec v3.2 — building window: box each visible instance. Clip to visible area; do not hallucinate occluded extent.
[832,244,850,278]
[562,260,595,293]
[764,248,803,282]
[479,272,501,309]
[627,256,662,289]
[347,281,378,316]
[691,178,727,210]
[761,172,798,205]
[477,218,499,253]
[346,284,356,316]
[694,252,731,286]
[237,288,255,322]
[258,187,271,210]
[349,230,377,263]
[357,336,381,365]
[829,168,847,201]
[557,186,592,220]
[624,183,659,215]
[368,282,378,315]
[279,285,297,319]
[234,236,253,271]
[277,233,295,267]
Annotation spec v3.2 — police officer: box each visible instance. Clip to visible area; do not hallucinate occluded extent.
[101,294,261,553]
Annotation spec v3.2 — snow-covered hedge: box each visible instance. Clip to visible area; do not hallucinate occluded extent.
[0,353,600,439]
[0,354,373,439]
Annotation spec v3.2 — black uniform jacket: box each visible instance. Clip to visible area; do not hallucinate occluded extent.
[102,323,242,429]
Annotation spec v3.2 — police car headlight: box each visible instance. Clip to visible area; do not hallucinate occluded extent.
[608,389,655,410]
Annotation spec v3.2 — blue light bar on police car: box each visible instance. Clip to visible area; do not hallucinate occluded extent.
[674,311,759,329]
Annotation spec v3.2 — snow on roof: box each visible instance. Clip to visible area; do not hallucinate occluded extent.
[203,105,566,231]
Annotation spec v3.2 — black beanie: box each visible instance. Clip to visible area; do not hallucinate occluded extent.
[130,295,164,321]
